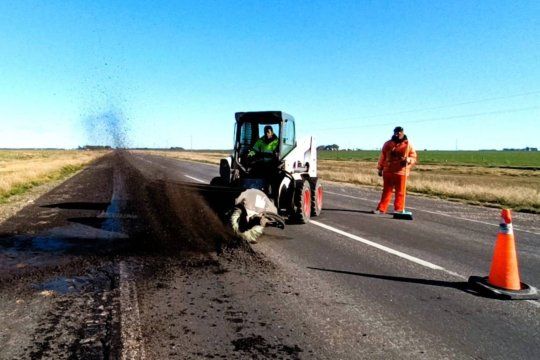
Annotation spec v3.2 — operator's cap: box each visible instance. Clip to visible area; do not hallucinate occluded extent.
[264,125,273,133]
[393,126,404,133]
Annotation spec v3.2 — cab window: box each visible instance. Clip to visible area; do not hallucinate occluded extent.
[281,119,295,157]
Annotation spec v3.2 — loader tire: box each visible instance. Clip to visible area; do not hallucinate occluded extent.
[210,176,224,186]
[310,179,323,217]
[294,180,311,224]
[230,207,264,244]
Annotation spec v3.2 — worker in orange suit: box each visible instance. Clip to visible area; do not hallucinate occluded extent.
[373,126,417,214]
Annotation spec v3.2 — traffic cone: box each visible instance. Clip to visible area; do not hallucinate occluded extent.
[468,209,538,300]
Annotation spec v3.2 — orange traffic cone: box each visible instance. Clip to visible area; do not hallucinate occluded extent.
[487,209,521,290]
[468,209,538,300]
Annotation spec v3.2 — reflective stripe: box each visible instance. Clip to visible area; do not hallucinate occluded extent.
[499,223,514,235]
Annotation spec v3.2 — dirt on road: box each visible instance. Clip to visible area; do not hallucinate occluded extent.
[0,151,331,359]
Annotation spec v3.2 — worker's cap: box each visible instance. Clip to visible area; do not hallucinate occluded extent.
[393,126,404,133]
[264,125,273,133]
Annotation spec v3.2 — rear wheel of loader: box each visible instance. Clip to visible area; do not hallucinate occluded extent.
[310,180,323,217]
[294,180,311,224]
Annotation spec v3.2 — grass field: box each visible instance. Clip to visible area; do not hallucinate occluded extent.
[0,150,106,203]
[143,150,540,213]
[320,150,540,168]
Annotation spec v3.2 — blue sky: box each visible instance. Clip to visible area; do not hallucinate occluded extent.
[0,0,538,150]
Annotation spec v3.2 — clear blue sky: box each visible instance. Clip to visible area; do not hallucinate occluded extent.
[0,0,538,150]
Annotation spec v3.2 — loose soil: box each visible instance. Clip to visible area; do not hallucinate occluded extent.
[0,151,322,359]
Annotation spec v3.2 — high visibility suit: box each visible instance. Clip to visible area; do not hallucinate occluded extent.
[376,136,417,213]
[248,135,279,159]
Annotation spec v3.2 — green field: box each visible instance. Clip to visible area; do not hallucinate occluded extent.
[319,150,540,168]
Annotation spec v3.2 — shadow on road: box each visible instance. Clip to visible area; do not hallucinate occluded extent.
[323,208,375,215]
[307,266,488,297]
[41,202,110,211]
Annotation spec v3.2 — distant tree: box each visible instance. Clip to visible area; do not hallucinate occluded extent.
[325,144,339,151]
[78,145,112,150]
[317,144,340,151]
[503,147,538,151]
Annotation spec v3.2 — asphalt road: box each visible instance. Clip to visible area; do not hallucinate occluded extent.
[127,152,540,359]
[1,152,538,359]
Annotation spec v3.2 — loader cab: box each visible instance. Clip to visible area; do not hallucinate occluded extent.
[233,111,296,165]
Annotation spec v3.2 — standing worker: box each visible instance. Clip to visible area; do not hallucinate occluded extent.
[373,126,417,215]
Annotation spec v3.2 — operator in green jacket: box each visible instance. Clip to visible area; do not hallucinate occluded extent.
[248,125,279,160]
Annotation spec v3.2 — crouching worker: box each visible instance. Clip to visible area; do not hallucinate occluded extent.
[373,126,417,214]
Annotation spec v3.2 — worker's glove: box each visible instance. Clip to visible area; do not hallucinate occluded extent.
[377,169,383,177]
[248,150,255,157]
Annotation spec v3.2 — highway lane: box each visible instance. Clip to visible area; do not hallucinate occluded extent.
[128,152,540,359]
[128,152,540,283]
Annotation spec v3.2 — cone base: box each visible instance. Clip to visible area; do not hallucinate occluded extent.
[468,276,539,300]
[393,210,413,220]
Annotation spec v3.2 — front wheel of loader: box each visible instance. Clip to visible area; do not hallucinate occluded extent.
[310,180,323,217]
[294,180,311,224]
[210,176,224,186]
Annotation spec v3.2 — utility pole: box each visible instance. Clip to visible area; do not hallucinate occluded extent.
[455,139,458,151]
[190,136,193,151]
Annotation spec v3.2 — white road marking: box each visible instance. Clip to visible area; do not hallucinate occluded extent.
[134,161,540,306]
[119,261,146,360]
[311,220,445,271]
[311,220,540,307]
[135,161,540,306]
[325,190,378,204]
[184,174,207,183]
[135,155,209,184]
[325,190,540,236]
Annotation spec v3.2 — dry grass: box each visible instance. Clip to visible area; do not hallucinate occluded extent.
[320,160,540,213]
[144,151,540,213]
[0,150,107,202]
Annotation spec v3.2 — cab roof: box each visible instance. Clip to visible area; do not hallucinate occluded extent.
[235,111,294,124]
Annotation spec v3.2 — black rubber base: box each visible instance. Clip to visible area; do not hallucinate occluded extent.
[393,210,413,220]
[468,276,539,300]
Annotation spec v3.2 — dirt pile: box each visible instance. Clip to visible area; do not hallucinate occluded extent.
[115,151,244,254]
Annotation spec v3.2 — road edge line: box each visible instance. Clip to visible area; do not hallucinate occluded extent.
[119,261,146,360]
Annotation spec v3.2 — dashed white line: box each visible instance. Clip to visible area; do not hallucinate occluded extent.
[184,174,207,183]
[325,190,540,236]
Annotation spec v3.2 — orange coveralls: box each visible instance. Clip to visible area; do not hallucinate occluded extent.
[376,139,417,213]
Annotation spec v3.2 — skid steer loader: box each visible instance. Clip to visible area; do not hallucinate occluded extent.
[211,111,323,242]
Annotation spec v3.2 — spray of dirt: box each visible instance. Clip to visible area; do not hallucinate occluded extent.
[110,151,245,255]
[82,106,129,148]
[81,106,247,255]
